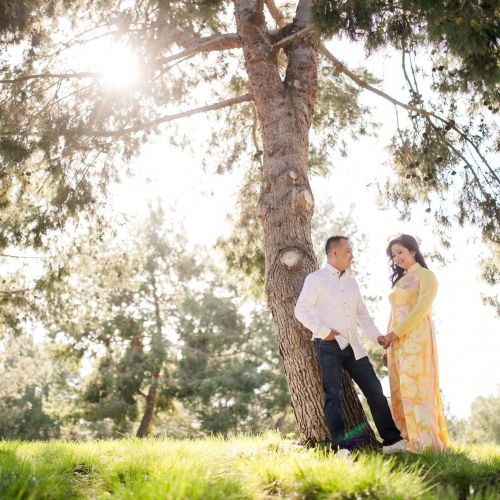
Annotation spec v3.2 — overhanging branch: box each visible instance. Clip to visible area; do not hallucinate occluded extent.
[320,45,439,119]
[319,45,496,179]
[1,94,253,138]
[59,93,253,137]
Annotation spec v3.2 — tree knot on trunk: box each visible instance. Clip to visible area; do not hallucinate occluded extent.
[279,248,302,269]
[292,187,314,214]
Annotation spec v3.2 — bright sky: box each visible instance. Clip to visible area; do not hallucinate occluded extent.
[89,27,499,419]
[111,135,499,420]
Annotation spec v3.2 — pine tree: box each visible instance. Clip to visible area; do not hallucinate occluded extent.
[1,0,497,444]
[43,206,193,437]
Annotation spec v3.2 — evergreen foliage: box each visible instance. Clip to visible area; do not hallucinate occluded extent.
[176,300,289,434]
[0,0,496,291]
[313,0,499,256]
[38,206,194,435]
[0,0,498,442]
[465,386,500,445]
[21,205,289,438]
[314,0,498,92]
[0,334,59,439]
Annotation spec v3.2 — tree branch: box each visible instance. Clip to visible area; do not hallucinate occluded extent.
[265,0,287,28]
[320,45,433,117]
[44,23,155,60]
[1,72,100,84]
[295,0,313,29]
[401,45,498,185]
[0,95,252,138]
[265,1,315,49]
[443,136,491,200]
[256,0,265,16]
[161,26,304,67]
[273,26,315,50]
[0,254,46,259]
[154,23,201,49]
[319,44,496,179]
[58,93,253,137]
[2,35,240,87]
[0,289,31,295]
[159,32,241,67]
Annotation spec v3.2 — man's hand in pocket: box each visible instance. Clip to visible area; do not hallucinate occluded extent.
[324,329,340,341]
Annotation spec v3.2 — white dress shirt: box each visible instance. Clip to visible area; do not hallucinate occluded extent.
[294,262,381,360]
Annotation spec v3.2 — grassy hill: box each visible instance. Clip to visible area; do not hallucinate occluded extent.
[0,433,498,499]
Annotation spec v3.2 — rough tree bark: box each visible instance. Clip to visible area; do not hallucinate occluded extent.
[235,0,377,447]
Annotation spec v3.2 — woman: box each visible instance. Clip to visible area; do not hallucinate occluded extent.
[380,234,450,452]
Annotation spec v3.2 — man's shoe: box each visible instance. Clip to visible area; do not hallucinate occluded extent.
[382,439,406,454]
[336,448,352,459]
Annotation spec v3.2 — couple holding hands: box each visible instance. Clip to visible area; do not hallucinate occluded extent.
[295,234,450,456]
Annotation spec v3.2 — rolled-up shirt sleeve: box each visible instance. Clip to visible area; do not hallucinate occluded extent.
[294,275,331,339]
[355,283,381,343]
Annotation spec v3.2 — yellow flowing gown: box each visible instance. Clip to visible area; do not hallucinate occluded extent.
[387,262,450,452]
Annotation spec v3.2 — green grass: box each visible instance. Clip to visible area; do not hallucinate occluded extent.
[0,434,498,499]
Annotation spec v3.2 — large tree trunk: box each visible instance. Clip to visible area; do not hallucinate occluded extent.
[235,0,377,447]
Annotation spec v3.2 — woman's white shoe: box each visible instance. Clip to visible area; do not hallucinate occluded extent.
[336,448,352,459]
[382,439,406,454]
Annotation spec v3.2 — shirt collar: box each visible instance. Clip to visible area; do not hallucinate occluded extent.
[323,262,346,277]
[407,262,421,273]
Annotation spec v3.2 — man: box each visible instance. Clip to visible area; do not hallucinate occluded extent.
[294,236,405,455]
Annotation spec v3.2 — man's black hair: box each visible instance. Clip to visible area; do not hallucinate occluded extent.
[325,235,349,255]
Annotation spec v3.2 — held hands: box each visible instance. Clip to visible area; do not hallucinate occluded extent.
[377,331,399,349]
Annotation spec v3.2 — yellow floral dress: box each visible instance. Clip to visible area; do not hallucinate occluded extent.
[387,262,450,452]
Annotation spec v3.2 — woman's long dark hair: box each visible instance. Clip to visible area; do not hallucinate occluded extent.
[386,234,429,287]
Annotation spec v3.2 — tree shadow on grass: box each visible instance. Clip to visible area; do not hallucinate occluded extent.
[387,448,500,499]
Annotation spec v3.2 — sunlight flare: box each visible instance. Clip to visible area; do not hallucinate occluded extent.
[91,43,140,89]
